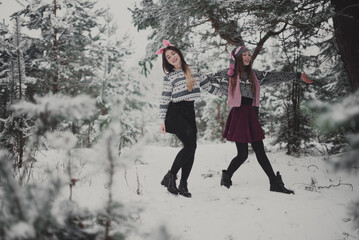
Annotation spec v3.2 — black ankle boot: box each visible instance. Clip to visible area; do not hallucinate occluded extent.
[270,171,294,194]
[160,171,171,187]
[161,171,179,195]
[220,170,232,189]
[178,180,192,198]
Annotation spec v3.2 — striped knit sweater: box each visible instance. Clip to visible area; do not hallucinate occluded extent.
[159,66,225,120]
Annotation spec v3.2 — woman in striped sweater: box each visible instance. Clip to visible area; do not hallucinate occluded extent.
[156,40,224,198]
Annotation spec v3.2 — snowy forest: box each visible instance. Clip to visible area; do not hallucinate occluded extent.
[0,0,358,239]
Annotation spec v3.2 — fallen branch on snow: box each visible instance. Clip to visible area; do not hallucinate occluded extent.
[304,179,353,192]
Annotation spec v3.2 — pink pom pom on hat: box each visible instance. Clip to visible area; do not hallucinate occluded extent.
[228,46,249,77]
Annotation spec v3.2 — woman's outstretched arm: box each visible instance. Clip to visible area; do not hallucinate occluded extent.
[203,68,229,95]
[196,67,227,97]
[254,70,312,85]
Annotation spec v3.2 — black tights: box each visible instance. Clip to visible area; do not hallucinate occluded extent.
[226,140,275,180]
[170,130,197,182]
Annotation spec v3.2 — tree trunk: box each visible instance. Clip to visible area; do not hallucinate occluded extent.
[52,0,59,94]
[105,139,115,240]
[15,17,24,168]
[331,0,359,90]
[87,122,91,148]
[286,106,291,155]
[217,103,221,126]
[291,80,301,153]
[270,114,274,135]
[15,17,22,100]
[0,84,8,119]
[18,120,24,168]
[10,61,15,104]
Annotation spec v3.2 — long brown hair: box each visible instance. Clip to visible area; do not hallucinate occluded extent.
[230,52,256,96]
[162,46,195,91]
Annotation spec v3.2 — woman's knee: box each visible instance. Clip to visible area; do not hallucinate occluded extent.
[252,140,264,153]
[184,141,196,153]
[178,133,197,151]
[237,151,248,161]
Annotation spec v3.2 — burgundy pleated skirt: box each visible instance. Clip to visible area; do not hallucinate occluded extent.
[222,104,265,143]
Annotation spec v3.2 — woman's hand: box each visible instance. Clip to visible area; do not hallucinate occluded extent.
[301,73,313,84]
[161,123,166,134]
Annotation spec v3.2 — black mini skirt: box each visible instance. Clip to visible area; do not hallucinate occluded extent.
[165,101,197,135]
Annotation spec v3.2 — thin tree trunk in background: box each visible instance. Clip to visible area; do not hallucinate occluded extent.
[101,18,110,115]
[87,122,91,148]
[49,0,59,131]
[331,0,359,90]
[16,52,22,97]
[1,92,6,118]
[101,81,106,115]
[105,139,115,240]
[52,0,59,94]
[291,80,301,153]
[100,52,106,115]
[10,61,15,104]
[286,105,291,155]
[15,17,22,100]
[270,114,274,135]
[15,16,24,168]
[217,103,221,126]
[18,120,24,168]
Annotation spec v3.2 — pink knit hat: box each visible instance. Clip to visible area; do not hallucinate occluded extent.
[227,46,249,77]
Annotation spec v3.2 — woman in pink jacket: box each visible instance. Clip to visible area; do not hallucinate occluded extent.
[220,46,310,194]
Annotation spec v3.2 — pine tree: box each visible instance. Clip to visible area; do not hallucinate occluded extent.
[14,0,105,95]
[92,96,138,239]
[265,37,316,155]
[298,25,351,154]
[0,19,11,125]
[201,95,228,142]
[272,82,314,155]
[0,16,36,168]
[76,10,149,148]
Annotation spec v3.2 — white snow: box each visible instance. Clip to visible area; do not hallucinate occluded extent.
[6,222,35,239]
[35,138,359,240]
[45,131,78,150]
[12,93,96,120]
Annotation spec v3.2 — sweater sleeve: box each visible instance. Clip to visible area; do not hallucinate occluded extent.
[254,70,301,86]
[206,68,229,95]
[159,76,172,120]
[197,67,227,97]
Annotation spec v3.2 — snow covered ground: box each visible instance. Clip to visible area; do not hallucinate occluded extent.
[37,139,359,240]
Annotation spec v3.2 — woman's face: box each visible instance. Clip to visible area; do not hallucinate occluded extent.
[242,51,251,66]
[165,49,182,69]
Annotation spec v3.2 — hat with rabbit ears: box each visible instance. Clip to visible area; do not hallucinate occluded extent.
[155,40,172,55]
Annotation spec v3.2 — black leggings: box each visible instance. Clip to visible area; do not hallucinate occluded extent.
[226,140,275,180]
[170,130,197,182]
